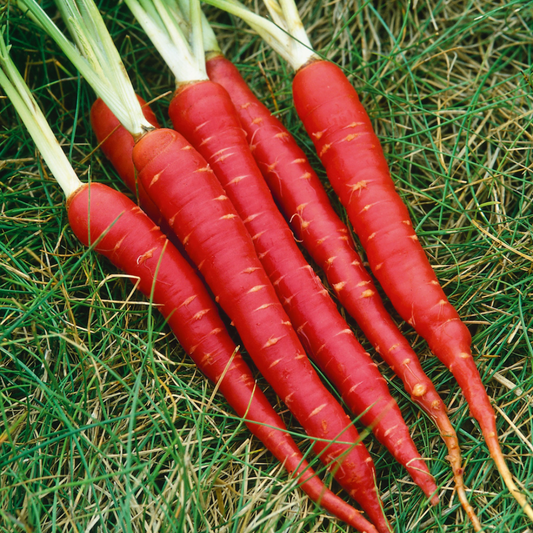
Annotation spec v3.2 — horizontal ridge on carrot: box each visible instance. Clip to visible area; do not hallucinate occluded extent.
[201,0,533,526]
[0,20,379,533]
[126,0,438,505]
[18,1,391,530]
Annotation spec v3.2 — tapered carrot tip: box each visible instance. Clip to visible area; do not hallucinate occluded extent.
[435,419,481,529]
[407,459,438,505]
[322,497,379,533]
[311,491,380,532]
[487,433,533,522]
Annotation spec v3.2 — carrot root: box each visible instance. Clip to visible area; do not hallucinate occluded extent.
[67,181,381,533]
[168,76,437,503]
[434,406,481,530]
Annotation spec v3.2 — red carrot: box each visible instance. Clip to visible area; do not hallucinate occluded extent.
[0,28,380,531]
[198,0,533,520]
[205,51,475,525]
[90,94,163,226]
[20,1,393,527]
[68,183,379,533]
[168,79,438,503]
[132,127,390,532]
[293,57,526,515]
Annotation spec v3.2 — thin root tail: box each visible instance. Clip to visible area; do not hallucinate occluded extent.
[488,434,533,522]
[436,412,482,530]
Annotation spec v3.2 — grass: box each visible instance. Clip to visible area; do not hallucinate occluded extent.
[1,0,533,531]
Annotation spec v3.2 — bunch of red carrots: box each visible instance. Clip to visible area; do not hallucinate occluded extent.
[1,0,532,531]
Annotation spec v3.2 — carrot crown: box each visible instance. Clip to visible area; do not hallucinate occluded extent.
[202,0,317,70]
[18,0,154,138]
[0,26,82,198]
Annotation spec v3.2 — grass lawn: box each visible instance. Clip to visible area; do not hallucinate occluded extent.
[1,1,533,531]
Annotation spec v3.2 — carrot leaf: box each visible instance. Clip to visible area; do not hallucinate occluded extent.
[0,25,82,197]
[18,0,153,137]
[202,0,316,69]
[123,0,207,84]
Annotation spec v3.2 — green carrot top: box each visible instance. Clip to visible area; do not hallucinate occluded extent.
[0,26,82,197]
[201,0,317,70]
[18,0,154,137]
[123,0,208,84]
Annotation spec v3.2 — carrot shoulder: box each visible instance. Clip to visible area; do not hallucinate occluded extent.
[132,127,391,533]
[67,181,378,533]
[90,96,164,226]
